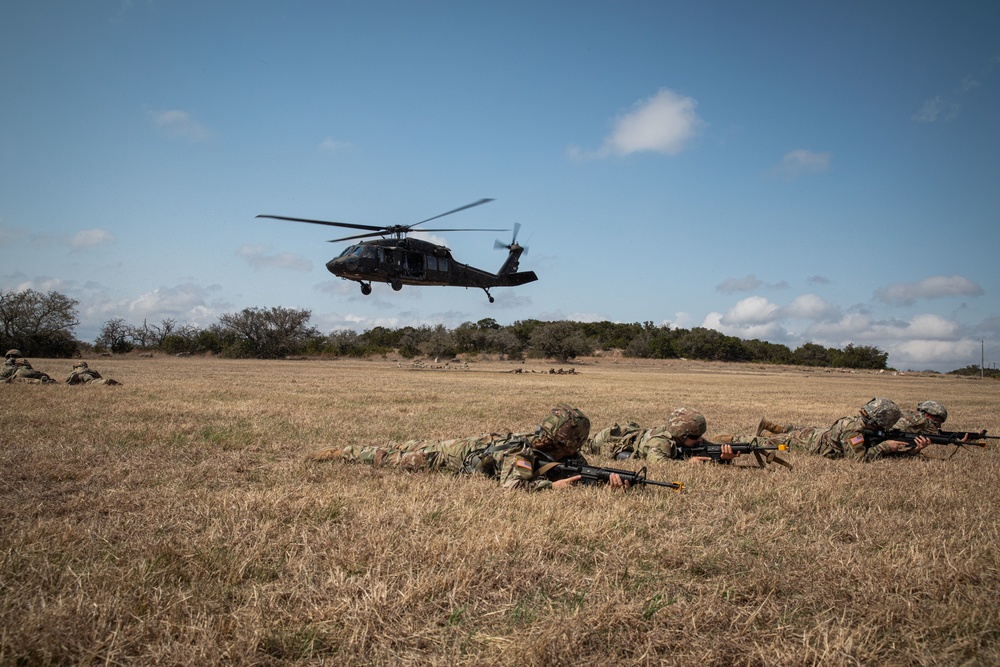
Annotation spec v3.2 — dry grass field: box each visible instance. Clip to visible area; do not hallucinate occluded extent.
[2,355,998,666]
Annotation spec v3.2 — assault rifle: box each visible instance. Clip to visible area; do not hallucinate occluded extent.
[682,439,792,469]
[541,462,683,491]
[863,428,989,458]
[938,429,998,442]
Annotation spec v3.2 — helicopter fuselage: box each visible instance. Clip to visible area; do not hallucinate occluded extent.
[326,237,536,298]
[257,199,536,302]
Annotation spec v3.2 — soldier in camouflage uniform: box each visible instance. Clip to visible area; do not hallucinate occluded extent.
[1,349,56,384]
[65,361,121,386]
[893,400,948,434]
[306,404,626,491]
[749,397,930,461]
[584,407,739,464]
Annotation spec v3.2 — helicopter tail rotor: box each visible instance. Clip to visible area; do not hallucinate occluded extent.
[495,222,528,255]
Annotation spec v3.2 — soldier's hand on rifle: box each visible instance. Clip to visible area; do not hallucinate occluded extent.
[885,435,932,453]
[607,473,630,490]
[718,443,740,461]
[552,475,582,489]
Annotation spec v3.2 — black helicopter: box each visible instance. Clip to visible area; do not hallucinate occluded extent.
[256,199,537,302]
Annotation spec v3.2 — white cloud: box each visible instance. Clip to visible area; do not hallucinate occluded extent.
[720,296,781,325]
[236,244,313,272]
[782,294,840,321]
[773,149,831,178]
[802,312,877,342]
[698,291,979,371]
[12,276,71,293]
[893,313,962,340]
[960,76,981,92]
[716,275,789,293]
[580,88,703,158]
[874,275,983,305]
[703,310,788,341]
[912,96,959,123]
[148,108,211,141]
[127,283,216,317]
[663,312,691,329]
[889,339,982,368]
[69,228,115,248]
[716,275,762,293]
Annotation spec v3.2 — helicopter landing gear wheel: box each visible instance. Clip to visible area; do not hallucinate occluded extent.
[390,279,403,291]
[360,282,372,296]
[484,288,495,303]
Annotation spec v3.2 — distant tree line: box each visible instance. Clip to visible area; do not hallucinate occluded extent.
[1,288,903,370]
[90,309,892,370]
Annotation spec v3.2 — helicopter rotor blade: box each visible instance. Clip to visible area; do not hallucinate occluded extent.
[327,231,392,243]
[256,214,384,233]
[412,227,508,234]
[495,222,523,250]
[411,198,494,226]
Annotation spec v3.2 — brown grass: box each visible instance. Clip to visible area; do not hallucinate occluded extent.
[2,356,998,665]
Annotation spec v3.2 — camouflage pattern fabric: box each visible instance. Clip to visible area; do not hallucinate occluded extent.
[339,431,589,491]
[893,410,939,435]
[2,358,55,384]
[740,414,895,462]
[66,368,121,385]
[585,421,683,463]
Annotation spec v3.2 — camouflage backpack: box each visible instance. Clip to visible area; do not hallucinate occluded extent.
[460,433,533,476]
[589,421,646,459]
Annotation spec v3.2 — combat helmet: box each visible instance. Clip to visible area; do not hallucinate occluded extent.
[5,349,22,359]
[860,397,901,430]
[73,361,89,369]
[667,407,707,441]
[537,404,591,452]
[917,400,948,423]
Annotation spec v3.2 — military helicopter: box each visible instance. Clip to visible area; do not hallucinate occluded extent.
[257,199,537,302]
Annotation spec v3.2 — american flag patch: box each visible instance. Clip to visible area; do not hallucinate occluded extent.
[515,457,533,471]
[850,434,865,446]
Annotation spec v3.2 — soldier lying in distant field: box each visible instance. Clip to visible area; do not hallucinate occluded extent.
[65,361,121,386]
[1,349,55,384]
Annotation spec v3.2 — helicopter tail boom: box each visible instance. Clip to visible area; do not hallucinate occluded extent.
[500,270,538,286]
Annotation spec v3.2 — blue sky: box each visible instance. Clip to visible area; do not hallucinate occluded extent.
[2,1,998,371]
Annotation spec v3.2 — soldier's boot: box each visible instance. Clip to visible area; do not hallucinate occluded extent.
[757,418,789,436]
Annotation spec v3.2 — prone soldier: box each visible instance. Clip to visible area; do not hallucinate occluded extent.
[584,407,740,464]
[1,349,56,384]
[750,397,930,461]
[65,361,121,386]
[306,404,629,491]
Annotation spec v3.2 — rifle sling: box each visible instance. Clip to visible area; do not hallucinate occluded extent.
[536,461,561,477]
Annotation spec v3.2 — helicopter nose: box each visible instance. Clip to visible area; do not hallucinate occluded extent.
[327,256,358,275]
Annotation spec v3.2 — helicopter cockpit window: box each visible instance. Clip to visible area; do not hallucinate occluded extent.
[352,246,365,257]
[339,246,356,257]
[360,246,378,259]
[426,256,438,271]
[438,258,448,272]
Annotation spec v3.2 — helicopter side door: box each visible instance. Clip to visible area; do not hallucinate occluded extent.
[403,251,425,278]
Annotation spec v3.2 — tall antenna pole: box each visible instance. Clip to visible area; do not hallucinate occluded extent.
[983,340,985,379]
